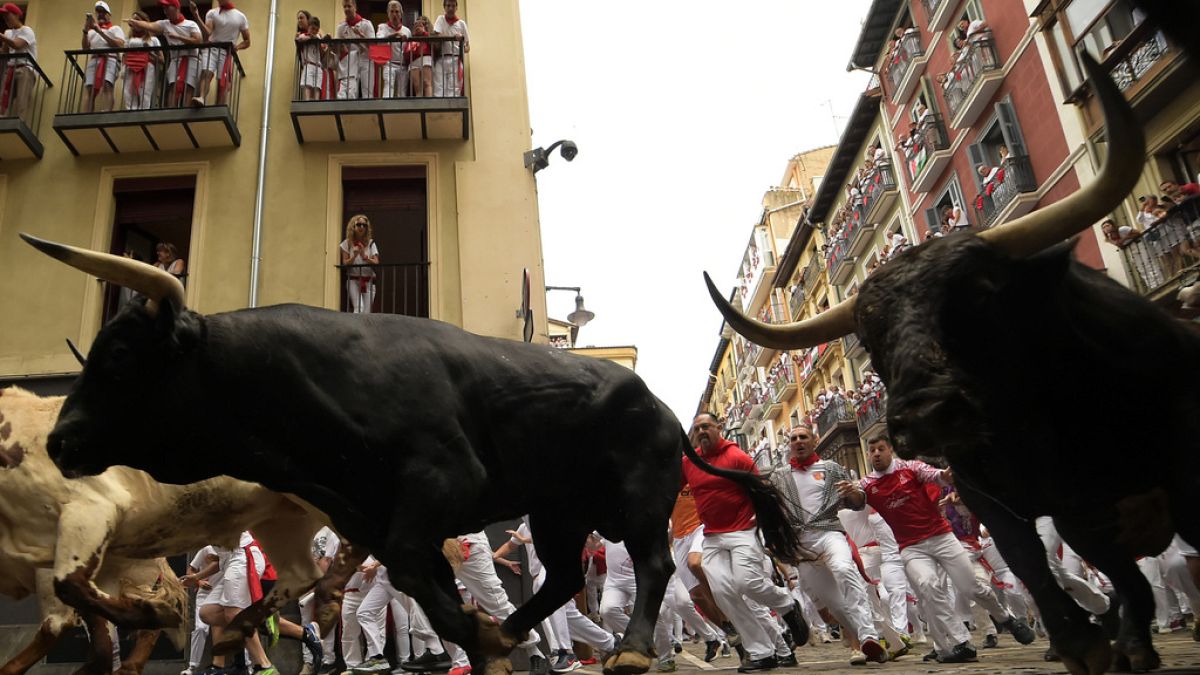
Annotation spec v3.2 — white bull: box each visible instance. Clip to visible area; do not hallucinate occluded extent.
[0,387,346,661]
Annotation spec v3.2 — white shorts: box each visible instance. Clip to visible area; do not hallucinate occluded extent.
[84,55,120,87]
[166,52,200,87]
[300,62,323,89]
[408,55,431,70]
[199,47,228,76]
[672,527,704,590]
[207,548,266,610]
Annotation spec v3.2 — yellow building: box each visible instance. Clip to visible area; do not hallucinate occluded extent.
[548,317,637,371]
[0,0,549,392]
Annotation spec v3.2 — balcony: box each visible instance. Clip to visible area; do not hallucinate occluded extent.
[827,232,858,286]
[842,332,863,358]
[921,0,955,32]
[787,284,805,320]
[902,114,951,193]
[0,54,52,159]
[814,399,858,454]
[885,31,927,105]
[856,393,888,435]
[768,362,799,405]
[337,262,429,316]
[290,35,468,143]
[945,32,1003,129]
[973,155,1038,228]
[862,163,899,226]
[54,44,243,155]
[1120,197,1200,301]
[743,249,778,315]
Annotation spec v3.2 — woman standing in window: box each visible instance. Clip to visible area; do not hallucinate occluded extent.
[154,242,186,279]
[341,214,380,314]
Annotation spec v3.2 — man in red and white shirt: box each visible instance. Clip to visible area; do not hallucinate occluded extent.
[848,436,1031,664]
[684,413,806,673]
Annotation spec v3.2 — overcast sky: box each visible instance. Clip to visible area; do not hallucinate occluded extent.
[520,3,872,424]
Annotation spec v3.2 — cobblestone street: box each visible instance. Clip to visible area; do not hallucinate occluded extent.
[582,632,1200,675]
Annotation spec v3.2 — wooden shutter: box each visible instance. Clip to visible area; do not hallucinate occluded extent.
[967,142,987,192]
[996,100,1028,157]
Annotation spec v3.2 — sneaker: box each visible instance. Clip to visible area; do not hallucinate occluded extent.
[1170,617,1187,632]
[182,669,196,675]
[937,641,977,664]
[780,602,809,647]
[719,642,732,658]
[848,650,867,666]
[922,650,938,662]
[735,655,777,673]
[655,659,676,673]
[775,653,797,668]
[303,622,324,667]
[860,638,887,664]
[550,653,580,674]
[704,640,720,663]
[577,658,597,666]
[1004,617,1036,645]
[529,654,549,675]
[263,614,280,647]
[983,634,999,649]
[191,96,205,107]
[250,667,278,675]
[447,668,471,675]
[402,651,452,673]
[353,656,391,673]
[672,640,682,655]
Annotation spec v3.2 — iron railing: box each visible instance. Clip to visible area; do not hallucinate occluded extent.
[861,163,898,217]
[973,155,1037,227]
[788,284,805,319]
[337,262,429,317]
[814,398,856,437]
[901,113,950,185]
[59,43,244,115]
[944,32,1001,119]
[0,53,52,133]
[885,31,924,94]
[856,393,887,434]
[767,361,797,404]
[1120,197,1200,296]
[293,34,464,101]
[1104,22,1172,93]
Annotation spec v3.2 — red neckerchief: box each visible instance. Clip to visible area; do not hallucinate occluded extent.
[346,13,363,26]
[789,452,820,472]
[218,1,235,11]
[387,19,403,30]
[169,12,185,24]
[97,20,113,29]
[445,14,459,24]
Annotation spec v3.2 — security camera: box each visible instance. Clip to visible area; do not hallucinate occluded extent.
[559,141,578,162]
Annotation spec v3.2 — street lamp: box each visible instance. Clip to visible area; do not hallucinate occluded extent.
[524,140,579,174]
[545,285,594,327]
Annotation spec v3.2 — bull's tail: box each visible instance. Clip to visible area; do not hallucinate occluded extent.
[680,433,806,564]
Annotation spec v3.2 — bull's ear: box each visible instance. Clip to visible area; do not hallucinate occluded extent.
[154,297,200,354]
[1023,238,1076,281]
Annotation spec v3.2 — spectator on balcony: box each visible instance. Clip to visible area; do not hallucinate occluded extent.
[128,0,203,108]
[295,11,324,101]
[1100,219,1135,247]
[336,0,375,100]
[122,11,160,110]
[943,204,968,231]
[0,3,36,121]
[1161,179,1200,201]
[958,17,988,42]
[191,0,250,108]
[405,16,434,97]
[1136,195,1160,228]
[375,1,410,99]
[154,242,186,279]
[82,2,125,113]
[432,0,468,97]
[341,214,380,314]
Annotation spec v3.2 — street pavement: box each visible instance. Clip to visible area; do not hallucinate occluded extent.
[580,630,1200,674]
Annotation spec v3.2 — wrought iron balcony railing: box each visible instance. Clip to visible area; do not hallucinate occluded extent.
[337,262,429,317]
[944,32,1001,120]
[1119,197,1200,297]
[973,155,1037,228]
[901,113,950,185]
[885,31,924,95]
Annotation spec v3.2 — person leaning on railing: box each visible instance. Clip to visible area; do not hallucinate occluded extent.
[335,0,374,100]
[340,214,380,314]
[295,10,323,101]
[127,0,203,108]
[122,11,161,110]
[432,0,468,97]
[373,0,409,99]
[0,3,36,121]
[188,0,250,108]
[82,1,125,113]
[405,16,433,97]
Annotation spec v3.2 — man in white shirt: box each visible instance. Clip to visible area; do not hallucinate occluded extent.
[0,2,36,120]
[432,0,468,97]
[127,0,203,107]
[336,0,375,100]
[192,0,250,107]
[82,1,125,113]
[375,1,410,98]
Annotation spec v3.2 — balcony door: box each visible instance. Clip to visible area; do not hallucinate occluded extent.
[340,165,429,317]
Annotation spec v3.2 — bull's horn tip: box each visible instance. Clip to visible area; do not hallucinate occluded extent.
[19,232,64,255]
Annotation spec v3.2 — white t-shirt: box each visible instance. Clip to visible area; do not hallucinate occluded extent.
[340,239,379,277]
[790,462,830,521]
[156,18,200,55]
[510,521,542,578]
[312,526,339,561]
[86,24,126,50]
[336,18,375,57]
[966,19,987,38]
[189,545,218,603]
[433,15,468,55]
[5,26,35,62]
[601,539,635,590]
[205,7,249,44]
[376,22,411,62]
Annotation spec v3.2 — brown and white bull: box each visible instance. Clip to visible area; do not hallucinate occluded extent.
[705,55,1200,675]
[0,386,347,659]
[0,387,187,675]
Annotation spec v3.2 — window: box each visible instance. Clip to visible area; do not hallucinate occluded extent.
[102,175,197,324]
[340,165,429,316]
[1044,0,1154,96]
[924,175,969,234]
[353,1,424,28]
[946,1,986,53]
[137,0,212,22]
[967,99,1026,193]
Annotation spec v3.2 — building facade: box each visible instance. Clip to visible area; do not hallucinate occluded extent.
[0,0,550,394]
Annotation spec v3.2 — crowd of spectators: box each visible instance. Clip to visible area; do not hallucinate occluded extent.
[823,144,892,266]
[934,18,991,110]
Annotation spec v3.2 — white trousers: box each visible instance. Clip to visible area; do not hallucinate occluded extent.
[455,532,544,657]
[980,541,1031,621]
[599,582,674,656]
[952,543,1002,637]
[188,601,210,668]
[122,67,157,110]
[341,584,372,667]
[346,279,376,313]
[663,576,717,642]
[902,533,1007,653]
[432,55,461,97]
[1162,538,1200,616]
[299,591,338,665]
[1035,517,1110,616]
[1137,556,1181,628]
[861,545,909,635]
[795,531,877,643]
[701,528,793,660]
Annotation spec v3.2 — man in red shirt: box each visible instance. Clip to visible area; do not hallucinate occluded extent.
[683,413,806,673]
[846,435,1033,664]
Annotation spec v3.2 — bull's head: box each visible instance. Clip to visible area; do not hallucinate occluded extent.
[705,54,1144,457]
[19,235,202,482]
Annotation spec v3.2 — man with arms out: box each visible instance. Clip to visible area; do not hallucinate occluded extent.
[683,413,807,673]
[190,0,249,107]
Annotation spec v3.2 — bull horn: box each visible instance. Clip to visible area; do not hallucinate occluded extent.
[65,338,87,367]
[20,234,186,314]
[704,272,856,350]
[979,51,1145,257]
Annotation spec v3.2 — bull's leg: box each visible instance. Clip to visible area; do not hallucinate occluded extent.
[607,525,673,675]
[54,502,178,630]
[0,619,66,675]
[1056,521,1159,674]
[114,631,159,675]
[958,487,1106,675]
[384,546,488,672]
[74,613,114,675]
[213,515,325,654]
[499,515,589,650]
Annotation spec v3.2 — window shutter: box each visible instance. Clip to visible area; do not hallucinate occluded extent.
[996,100,1028,157]
[967,142,987,192]
[924,206,941,234]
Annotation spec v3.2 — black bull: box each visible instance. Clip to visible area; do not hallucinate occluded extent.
[13,248,806,675]
[706,55,1199,675]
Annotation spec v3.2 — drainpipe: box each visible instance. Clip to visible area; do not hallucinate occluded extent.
[248,0,279,307]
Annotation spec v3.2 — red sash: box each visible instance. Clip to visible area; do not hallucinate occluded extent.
[174,55,190,101]
[125,50,151,100]
[94,55,110,95]
[1,65,14,111]
[243,538,277,603]
[217,49,234,99]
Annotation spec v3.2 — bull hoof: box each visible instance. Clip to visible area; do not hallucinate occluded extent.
[463,605,518,657]
[482,657,512,675]
[602,650,652,675]
[1060,641,1110,675]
